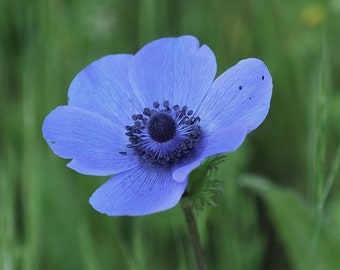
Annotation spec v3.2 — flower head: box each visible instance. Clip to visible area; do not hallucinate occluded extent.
[42,36,272,216]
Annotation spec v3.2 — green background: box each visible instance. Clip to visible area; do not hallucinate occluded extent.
[1,0,340,269]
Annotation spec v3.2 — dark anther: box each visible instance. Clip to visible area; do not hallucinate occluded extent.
[182,116,189,123]
[143,108,151,116]
[129,137,139,144]
[153,102,160,108]
[163,101,169,107]
[262,76,265,80]
[239,85,243,90]
[119,151,127,155]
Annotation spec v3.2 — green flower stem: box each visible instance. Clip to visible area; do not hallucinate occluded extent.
[181,200,207,270]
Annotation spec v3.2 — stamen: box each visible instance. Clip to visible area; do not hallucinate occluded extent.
[123,101,202,166]
[143,108,151,116]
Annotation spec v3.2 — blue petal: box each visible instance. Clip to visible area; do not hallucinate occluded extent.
[129,35,217,110]
[42,106,138,176]
[172,125,247,182]
[173,59,272,182]
[68,54,143,126]
[197,58,272,133]
[89,164,188,216]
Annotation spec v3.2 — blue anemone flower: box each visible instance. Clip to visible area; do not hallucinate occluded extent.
[42,35,272,216]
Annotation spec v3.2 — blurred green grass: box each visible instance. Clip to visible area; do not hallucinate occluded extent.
[1,0,340,269]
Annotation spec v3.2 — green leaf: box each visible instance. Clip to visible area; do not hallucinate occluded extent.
[240,175,340,270]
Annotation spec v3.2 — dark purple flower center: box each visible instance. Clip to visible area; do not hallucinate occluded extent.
[148,113,176,143]
[124,101,201,166]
